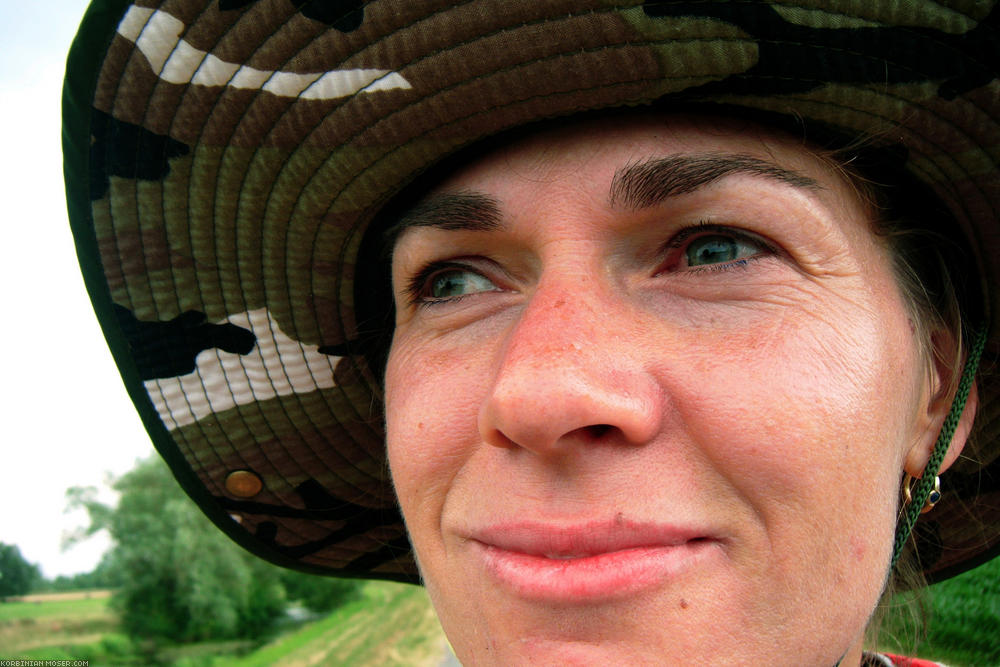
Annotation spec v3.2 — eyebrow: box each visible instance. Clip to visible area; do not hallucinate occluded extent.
[383,191,502,252]
[385,153,821,249]
[608,153,821,210]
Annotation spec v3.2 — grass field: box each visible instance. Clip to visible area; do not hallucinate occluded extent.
[213,581,445,667]
[1,565,995,665]
[0,582,446,667]
[0,591,112,621]
[0,592,117,658]
[879,556,1000,666]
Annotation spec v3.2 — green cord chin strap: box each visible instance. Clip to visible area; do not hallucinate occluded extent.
[890,326,988,571]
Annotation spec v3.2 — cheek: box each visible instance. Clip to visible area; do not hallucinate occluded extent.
[676,304,918,572]
[384,339,487,522]
[687,292,917,462]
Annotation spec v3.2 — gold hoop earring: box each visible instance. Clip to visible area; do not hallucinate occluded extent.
[903,474,942,514]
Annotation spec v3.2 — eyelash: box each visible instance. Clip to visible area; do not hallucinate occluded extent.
[660,222,777,274]
[402,223,778,306]
[404,260,491,307]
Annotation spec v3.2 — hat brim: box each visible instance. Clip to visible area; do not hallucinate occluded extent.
[64,0,1000,584]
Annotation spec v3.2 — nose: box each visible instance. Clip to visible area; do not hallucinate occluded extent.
[478,277,663,457]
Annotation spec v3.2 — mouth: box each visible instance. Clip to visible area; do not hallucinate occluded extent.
[467,519,719,603]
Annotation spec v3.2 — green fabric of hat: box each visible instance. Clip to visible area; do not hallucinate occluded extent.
[63,0,1000,585]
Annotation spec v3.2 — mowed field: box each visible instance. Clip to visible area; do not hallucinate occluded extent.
[0,590,117,657]
[0,582,448,667]
[215,581,446,667]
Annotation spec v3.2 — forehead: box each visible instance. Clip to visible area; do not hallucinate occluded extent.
[426,113,850,201]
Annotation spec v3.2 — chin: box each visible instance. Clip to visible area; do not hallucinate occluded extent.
[422,556,874,667]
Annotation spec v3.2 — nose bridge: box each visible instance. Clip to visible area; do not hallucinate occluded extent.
[479,270,662,453]
[509,271,605,365]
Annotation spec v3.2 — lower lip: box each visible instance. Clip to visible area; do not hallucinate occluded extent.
[473,539,717,603]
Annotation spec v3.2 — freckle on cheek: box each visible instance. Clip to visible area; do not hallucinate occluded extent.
[850,535,866,562]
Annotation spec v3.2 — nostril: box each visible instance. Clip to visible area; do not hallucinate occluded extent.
[561,424,617,442]
[584,424,614,439]
[484,426,520,450]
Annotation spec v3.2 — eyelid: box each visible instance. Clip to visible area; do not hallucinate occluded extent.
[659,222,780,273]
[403,257,504,306]
[666,222,775,252]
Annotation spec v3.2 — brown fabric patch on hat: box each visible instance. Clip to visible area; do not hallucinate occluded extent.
[172,382,386,505]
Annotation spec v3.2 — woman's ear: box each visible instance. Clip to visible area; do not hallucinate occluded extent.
[904,330,980,477]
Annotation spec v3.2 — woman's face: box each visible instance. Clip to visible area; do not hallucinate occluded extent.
[384,115,941,665]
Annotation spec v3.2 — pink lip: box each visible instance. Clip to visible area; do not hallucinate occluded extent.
[468,520,718,602]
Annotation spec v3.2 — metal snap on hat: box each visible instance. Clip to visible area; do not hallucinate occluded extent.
[63,0,1000,584]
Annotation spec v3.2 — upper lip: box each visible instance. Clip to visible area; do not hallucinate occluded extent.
[467,519,709,557]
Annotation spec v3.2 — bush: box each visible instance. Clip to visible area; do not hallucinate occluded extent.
[280,571,364,614]
[71,458,287,643]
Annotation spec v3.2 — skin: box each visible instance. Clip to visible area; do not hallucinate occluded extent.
[383,115,972,665]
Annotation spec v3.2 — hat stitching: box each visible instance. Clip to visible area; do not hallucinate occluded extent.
[70,1,403,578]
[644,0,981,28]
[103,1,252,494]
[133,2,378,517]
[117,6,404,96]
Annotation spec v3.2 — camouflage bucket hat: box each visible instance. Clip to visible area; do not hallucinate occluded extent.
[63,0,1000,585]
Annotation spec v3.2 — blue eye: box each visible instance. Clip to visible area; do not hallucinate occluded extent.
[429,268,498,300]
[685,234,762,267]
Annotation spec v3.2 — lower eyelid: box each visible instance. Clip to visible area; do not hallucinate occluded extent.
[656,243,777,276]
[683,255,764,274]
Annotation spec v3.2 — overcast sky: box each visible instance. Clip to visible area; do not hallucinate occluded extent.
[1,1,155,578]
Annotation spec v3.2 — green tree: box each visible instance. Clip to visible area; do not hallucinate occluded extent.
[68,457,286,642]
[0,543,40,598]
[280,569,363,614]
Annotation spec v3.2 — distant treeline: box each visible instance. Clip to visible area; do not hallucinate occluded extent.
[31,556,123,594]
